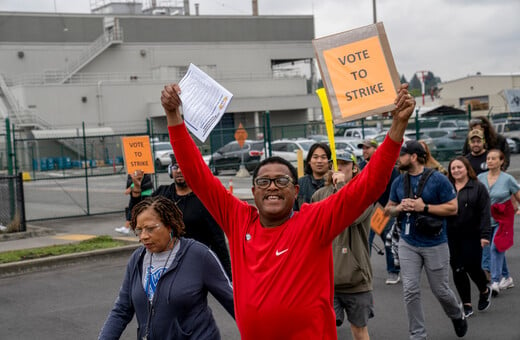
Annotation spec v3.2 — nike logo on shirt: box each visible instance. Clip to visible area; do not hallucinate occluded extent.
[276,249,289,256]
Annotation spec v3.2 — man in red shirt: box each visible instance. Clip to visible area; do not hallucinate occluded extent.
[161,83,415,339]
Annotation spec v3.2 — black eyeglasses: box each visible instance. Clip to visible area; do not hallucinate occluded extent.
[254,176,294,189]
[171,164,179,171]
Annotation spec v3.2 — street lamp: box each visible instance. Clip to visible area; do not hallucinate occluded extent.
[372,0,377,23]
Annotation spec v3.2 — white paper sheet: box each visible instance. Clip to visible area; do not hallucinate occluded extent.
[178,63,233,142]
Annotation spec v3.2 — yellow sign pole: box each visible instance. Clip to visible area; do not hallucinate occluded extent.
[316,88,337,171]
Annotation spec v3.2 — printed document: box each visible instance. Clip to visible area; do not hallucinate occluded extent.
[178,63,233,142]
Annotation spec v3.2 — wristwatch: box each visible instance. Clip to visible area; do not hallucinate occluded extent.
[423,204,429,213]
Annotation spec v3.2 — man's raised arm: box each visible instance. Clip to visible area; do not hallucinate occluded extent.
[387,83,415,143]
[161,84,184,127]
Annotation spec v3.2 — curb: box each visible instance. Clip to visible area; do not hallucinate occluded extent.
[0,243,140,278]
[0,225,55,242]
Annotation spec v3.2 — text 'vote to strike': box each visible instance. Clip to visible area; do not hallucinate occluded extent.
[337,49,386,102]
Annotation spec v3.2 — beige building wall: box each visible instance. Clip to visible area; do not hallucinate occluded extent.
[439,74,520,116]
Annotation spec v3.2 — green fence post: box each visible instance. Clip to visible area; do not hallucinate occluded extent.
[148,118,159,189]
[415,108,420,138]
[5,118,13,176]
[82,122,90,215]
[361,118,366,138]
[31,145,36,179]
[467,104,472,121]
[11,121,19,174]
[6,118,16,221]
[264,111,272,157]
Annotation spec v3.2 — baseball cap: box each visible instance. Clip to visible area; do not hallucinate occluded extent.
[468,129,484,140]
[357,139,379,149]
[336,151,357,164]
[400,140,427,158]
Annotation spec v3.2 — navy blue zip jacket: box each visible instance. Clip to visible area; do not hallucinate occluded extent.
[99,238,234,339]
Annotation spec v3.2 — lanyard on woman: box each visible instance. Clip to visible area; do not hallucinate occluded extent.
[143,237,178,340]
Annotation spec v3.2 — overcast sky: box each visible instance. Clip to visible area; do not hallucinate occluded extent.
[1,0,519,82]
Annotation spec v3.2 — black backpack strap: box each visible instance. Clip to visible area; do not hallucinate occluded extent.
[403,168,434,199]
[403,172,411,198]
[416,168,434,198]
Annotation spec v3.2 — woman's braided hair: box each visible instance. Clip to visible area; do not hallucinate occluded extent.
[130,196,185,237]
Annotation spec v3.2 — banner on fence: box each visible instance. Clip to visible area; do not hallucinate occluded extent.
[121,136,155,174]
[313,22,401,123]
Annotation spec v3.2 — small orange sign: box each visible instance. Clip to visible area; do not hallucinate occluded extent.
[121,136,155,174]
[234,123,248,148]
[370,203,390,235]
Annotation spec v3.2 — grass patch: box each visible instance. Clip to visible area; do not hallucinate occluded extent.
[0,235,128,264]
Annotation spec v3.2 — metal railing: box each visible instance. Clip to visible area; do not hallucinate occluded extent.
[43,27,124,84]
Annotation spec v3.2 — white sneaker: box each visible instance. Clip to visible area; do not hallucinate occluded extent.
[385,273,401,285]
[491,281,500,297]
[115,226,130,235]
[498,277,514,290]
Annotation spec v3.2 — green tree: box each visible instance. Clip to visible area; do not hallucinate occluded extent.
[409,74,421,92]
[409,72,442,98]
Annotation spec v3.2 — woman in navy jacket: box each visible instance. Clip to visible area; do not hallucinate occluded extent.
[99,196,234,339]
[447,156,492,317]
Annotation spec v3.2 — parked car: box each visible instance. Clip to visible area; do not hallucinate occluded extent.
[152,141,174,170]
[437,119,468,129]
[494,119,520,153]
[331,137,364,164]
[307,134,330,143]
[340,127,380,139]
[507,138,519,153]
[373,132,411,145]
[403,130,434,147]
[422,127,468,161]
[209,140,265,175]
[269,138,315,167]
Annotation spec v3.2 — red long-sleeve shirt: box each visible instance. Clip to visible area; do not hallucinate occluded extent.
[169,124,400,339]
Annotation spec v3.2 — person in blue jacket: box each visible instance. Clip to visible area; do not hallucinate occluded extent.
[99,196,234,340]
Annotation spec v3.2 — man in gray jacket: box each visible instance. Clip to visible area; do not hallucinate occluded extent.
[312,151,375,340]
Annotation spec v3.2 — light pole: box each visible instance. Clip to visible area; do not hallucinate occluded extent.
[372,0,377,23]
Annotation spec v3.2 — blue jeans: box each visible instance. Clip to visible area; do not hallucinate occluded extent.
[369,217,399,274]
[490,226,510,283]
[481,244,490,272]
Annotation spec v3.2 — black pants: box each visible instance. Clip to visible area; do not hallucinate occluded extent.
[449,236,489,304]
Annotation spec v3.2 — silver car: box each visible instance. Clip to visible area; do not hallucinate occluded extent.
[269,138,315,167]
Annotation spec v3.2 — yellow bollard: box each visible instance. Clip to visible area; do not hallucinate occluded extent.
[296,149,304,178]
[22,172,32,181]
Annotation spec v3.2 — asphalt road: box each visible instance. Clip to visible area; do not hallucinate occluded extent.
[1,231,519,339]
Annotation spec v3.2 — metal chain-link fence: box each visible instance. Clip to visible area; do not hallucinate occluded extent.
[5,111,518,221]
[0,173,26,232]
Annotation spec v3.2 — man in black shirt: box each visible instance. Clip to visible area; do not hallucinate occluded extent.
[464,129,488,175]
[129,160,232,279]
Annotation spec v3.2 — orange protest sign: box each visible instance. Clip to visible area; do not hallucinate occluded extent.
[370,203,390,235]
[234,123,248,148]
[121,136,155,175]
[313,22,401,123]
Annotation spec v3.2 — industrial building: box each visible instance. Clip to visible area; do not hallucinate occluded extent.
[0,0,320,142]
[439,73,520,116]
